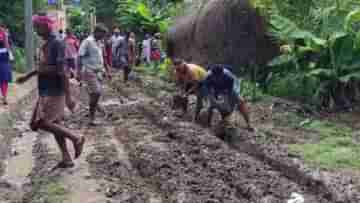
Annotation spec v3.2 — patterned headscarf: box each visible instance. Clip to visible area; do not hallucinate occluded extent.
[32,15,55,31]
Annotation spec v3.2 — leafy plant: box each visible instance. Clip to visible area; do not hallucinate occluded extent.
[116,0,180,34]
[13,47,26,73]
[267,6,360,108]
[67,7,90,34]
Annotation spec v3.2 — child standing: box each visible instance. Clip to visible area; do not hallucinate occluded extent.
[0,39,12,105]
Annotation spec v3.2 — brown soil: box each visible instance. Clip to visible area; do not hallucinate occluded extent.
[0,72,359,203]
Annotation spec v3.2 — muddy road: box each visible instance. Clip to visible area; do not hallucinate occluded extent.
[0,73,359,203]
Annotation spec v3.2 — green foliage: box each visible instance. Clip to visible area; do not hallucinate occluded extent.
[116,0,181,34]
[289,136,360,169]
[82,0,118,23]
[137,58,172,81]
[13,47,26,73]
[240,80,267,102]
[262,0,360,108]
[32,181,68,203]
[0,0,47,39]
[67,7,90,34]
[290,119,359,170]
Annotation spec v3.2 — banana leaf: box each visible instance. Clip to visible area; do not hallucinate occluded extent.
[345,9,360,33]
[307,68,335,80]
[339,71,360,83]
[268,54,294,67]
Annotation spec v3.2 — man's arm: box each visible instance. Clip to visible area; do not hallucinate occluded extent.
[16,70,38,84]
[55,40,70,95]
[77,40,88,81]
[185,68,199,95]
[224,71,236,94]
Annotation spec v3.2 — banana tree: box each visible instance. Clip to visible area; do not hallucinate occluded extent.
[116,0,176,34]
[268,12,360,109]
[307,32,360,108]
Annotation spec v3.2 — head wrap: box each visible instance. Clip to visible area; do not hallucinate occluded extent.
[0,31,5,42]
[32,15,55,31]
[209,64,224,75]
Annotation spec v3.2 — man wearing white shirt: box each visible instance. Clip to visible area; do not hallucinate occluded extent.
[78,24,110,125]
[111,27,124,69]
[142,34,151,64]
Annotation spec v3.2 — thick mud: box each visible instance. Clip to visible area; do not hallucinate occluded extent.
[0,73,359,203]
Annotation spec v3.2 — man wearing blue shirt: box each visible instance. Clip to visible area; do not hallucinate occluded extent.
[201,64,253,130]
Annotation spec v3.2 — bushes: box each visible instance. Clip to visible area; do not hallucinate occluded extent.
[249,0,360,109]
[13,47,26,73]
[116,0,180,34]
[67,7,90,34]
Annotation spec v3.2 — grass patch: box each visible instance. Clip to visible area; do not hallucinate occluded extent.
[31,179,68,203]
[240,79,268,102]
[302,120,352,138]
[273,111,305,128]
[289,119,359,169]
[289,136,360,169]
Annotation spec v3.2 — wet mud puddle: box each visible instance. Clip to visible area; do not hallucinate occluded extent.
[3,131,37,188]
[0,110,37,202]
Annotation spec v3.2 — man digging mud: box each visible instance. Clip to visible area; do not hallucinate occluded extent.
[17,14,85,168]
[173,59,208,120]
[78,24,111,126]
[201,64,254,131]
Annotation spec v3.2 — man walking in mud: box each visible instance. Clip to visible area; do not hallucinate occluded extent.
[78,24,110,125]
[17,14,85,168]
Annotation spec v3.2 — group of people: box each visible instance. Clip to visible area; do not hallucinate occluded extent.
[173,59,253,131]
[141,33,162,65]
[13,11,253,168]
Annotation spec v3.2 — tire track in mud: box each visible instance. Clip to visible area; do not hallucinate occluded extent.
[85,115,164,203]
[124,101,330,202]
[107,82,327,202]
[119,75,360,202]
[113,109,249,202]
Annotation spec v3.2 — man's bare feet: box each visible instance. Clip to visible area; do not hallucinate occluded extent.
[246,125,255,132]
[74,136,85,159]
[3,97,8,105]
[51,160,75,171]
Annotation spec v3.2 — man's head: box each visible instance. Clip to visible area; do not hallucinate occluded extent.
[94,24,108,41]
[59,29,63,34]
[130,32,135,39]
[113,27,120,36]
[210,64,226,83]
[65,28,72,36]
[173,58,187,74]
[211,64,224,75]
[32,14,54,38]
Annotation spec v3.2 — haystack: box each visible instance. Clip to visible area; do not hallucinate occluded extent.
[167,0,279,71]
